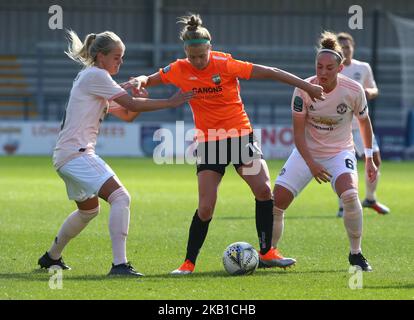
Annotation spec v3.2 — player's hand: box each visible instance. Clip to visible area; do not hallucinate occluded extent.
[308,161,332,184]
[127,76,148,90]
[365,157,378,183]
[132,86,149,98]
[308,84,325,102]
[130,77,149,98]
[168,90,194,107]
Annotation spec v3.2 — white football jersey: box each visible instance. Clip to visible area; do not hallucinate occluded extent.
[291,73,368,159]
[341,59,377,129]
[53,66,127,169]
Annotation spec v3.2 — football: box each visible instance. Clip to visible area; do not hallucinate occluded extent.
[222,242,259,276]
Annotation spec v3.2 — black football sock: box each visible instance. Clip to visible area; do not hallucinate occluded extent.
[185,210,212,264]
[255,199,274,255]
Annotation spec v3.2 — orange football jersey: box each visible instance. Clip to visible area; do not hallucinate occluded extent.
[159,51,253,141]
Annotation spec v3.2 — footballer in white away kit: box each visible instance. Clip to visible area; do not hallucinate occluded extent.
[271,31,377,271]
[338,32,390,216]
[37,30,192,276]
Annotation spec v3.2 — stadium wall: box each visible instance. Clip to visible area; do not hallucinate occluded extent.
[0,121,294,159]
[0,121,408,160]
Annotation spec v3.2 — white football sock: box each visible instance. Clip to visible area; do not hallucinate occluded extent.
[341,189,363,255]
[108,187,131,266]
[48,207,99,260]
[271,206,284,248]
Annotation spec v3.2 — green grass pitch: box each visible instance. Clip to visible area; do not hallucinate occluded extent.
[0,156,413,300]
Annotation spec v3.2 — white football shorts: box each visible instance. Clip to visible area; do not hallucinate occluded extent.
[352,129,380,157]
[275,148,358,197]
[57,154,115,202]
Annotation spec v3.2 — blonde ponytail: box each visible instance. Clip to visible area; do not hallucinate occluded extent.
[65,30,124,67]
[65,30,97,66]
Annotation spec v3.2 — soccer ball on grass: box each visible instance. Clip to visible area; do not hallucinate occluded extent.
[222,242,259,276]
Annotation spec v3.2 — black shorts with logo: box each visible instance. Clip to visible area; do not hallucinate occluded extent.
[195,133,263,176]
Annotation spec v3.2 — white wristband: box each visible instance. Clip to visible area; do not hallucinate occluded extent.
[364,148,373,158]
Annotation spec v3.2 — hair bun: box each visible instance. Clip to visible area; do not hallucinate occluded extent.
[178,14,211,43]
[321,38,336,50]
[187,15,202,31]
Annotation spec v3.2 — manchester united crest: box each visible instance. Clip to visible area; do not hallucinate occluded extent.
[336,103,348,114]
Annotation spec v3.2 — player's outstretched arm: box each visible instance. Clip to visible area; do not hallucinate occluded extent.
[108,101,139,122]
[250,64,325,102]
[109,87,150,122]
[113,90,193,113]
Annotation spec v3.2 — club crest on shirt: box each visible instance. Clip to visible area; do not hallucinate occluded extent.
[309,104,315,111]
[212,74,221,85]
[336,103,349,115]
